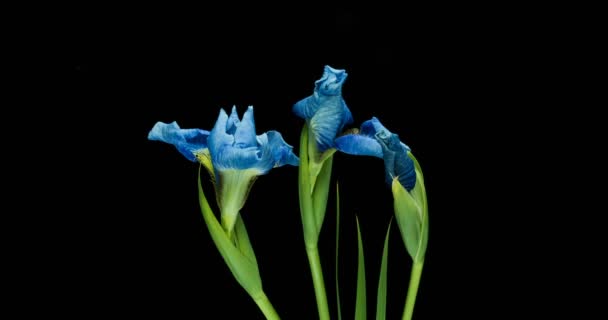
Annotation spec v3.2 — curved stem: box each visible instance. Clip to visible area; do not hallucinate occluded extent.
[254,292,281,320]
[307,247,330,320]
[402,261,424,320]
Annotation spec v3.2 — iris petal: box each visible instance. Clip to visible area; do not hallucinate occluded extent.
[293,94,319,120]
[234,106,257,148]
[226,105,240,134]
[376,130,416,191]
[209,109,234,159]
[212,145,262,171]
[335,117,417,191]
[315,65,347,96]
[334,134,383,158]
[148,121,209,162]
[309,99,347,151]
[265,130,300,167]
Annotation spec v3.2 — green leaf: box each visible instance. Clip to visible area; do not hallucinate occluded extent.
[298,124,317,248]
[355,216,367,320]
[198,170,263,298]
[392,179,422,261]
[234,214,257,266]
[312,155,333,233]
[376,220,392,320]
[335,183,342,320]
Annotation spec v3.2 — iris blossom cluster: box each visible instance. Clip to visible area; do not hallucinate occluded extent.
[149,66,428,320]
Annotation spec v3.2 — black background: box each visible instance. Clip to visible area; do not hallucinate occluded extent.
[43,2,566,319]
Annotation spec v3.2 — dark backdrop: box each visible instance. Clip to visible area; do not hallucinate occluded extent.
[54,3,543,319]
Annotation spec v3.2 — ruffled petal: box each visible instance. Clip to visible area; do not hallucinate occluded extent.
[208,109,234,159]
[233,106,257,148]
[264,130,300,167]
[334,134,383,158]
[212,145,262,171]
[249,131,299,174]
[394,151,416,191]
[309,98,349,151]
[360,117,381,136]
[293,94,319,120]
[148,121,209,162]
[376,131,416,191]
[315,65,348,96]
[226,105,240,134]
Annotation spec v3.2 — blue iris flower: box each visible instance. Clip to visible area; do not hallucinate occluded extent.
[293,65,354,153]
[335,117,416,191]
[208,106,299,174]
[148,106,298,172]
[149,106,299,234]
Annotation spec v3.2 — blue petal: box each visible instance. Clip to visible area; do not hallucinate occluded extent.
[293,94,319,120]
[394,151,416,191]
[233,106,257,148]
[359,118,378,136]
[309,99,348,151]
[208,109,234,158]
[376,131,416,191]
[334,134,383,158]
[226,105,240,134]
[235,131,298,174]
[148,121,209,162]
[212,145,262,171]
[315,65,348,96]
[264,131,300,167]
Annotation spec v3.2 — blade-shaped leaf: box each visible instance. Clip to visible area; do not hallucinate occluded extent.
[335,183,342,320]
[376,220,392,320]
[355,216,367,320]
[234,214,257,266]
[198,170,262,298]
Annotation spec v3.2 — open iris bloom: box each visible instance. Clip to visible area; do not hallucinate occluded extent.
[149,106,298,236]
[148,106,298,320]
[336,117,428,320]
[292,65,353,320]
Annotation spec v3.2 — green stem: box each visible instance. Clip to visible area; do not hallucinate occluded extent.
[402,261,424,320]
[307,247,331,320]
[254,292,281,320]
